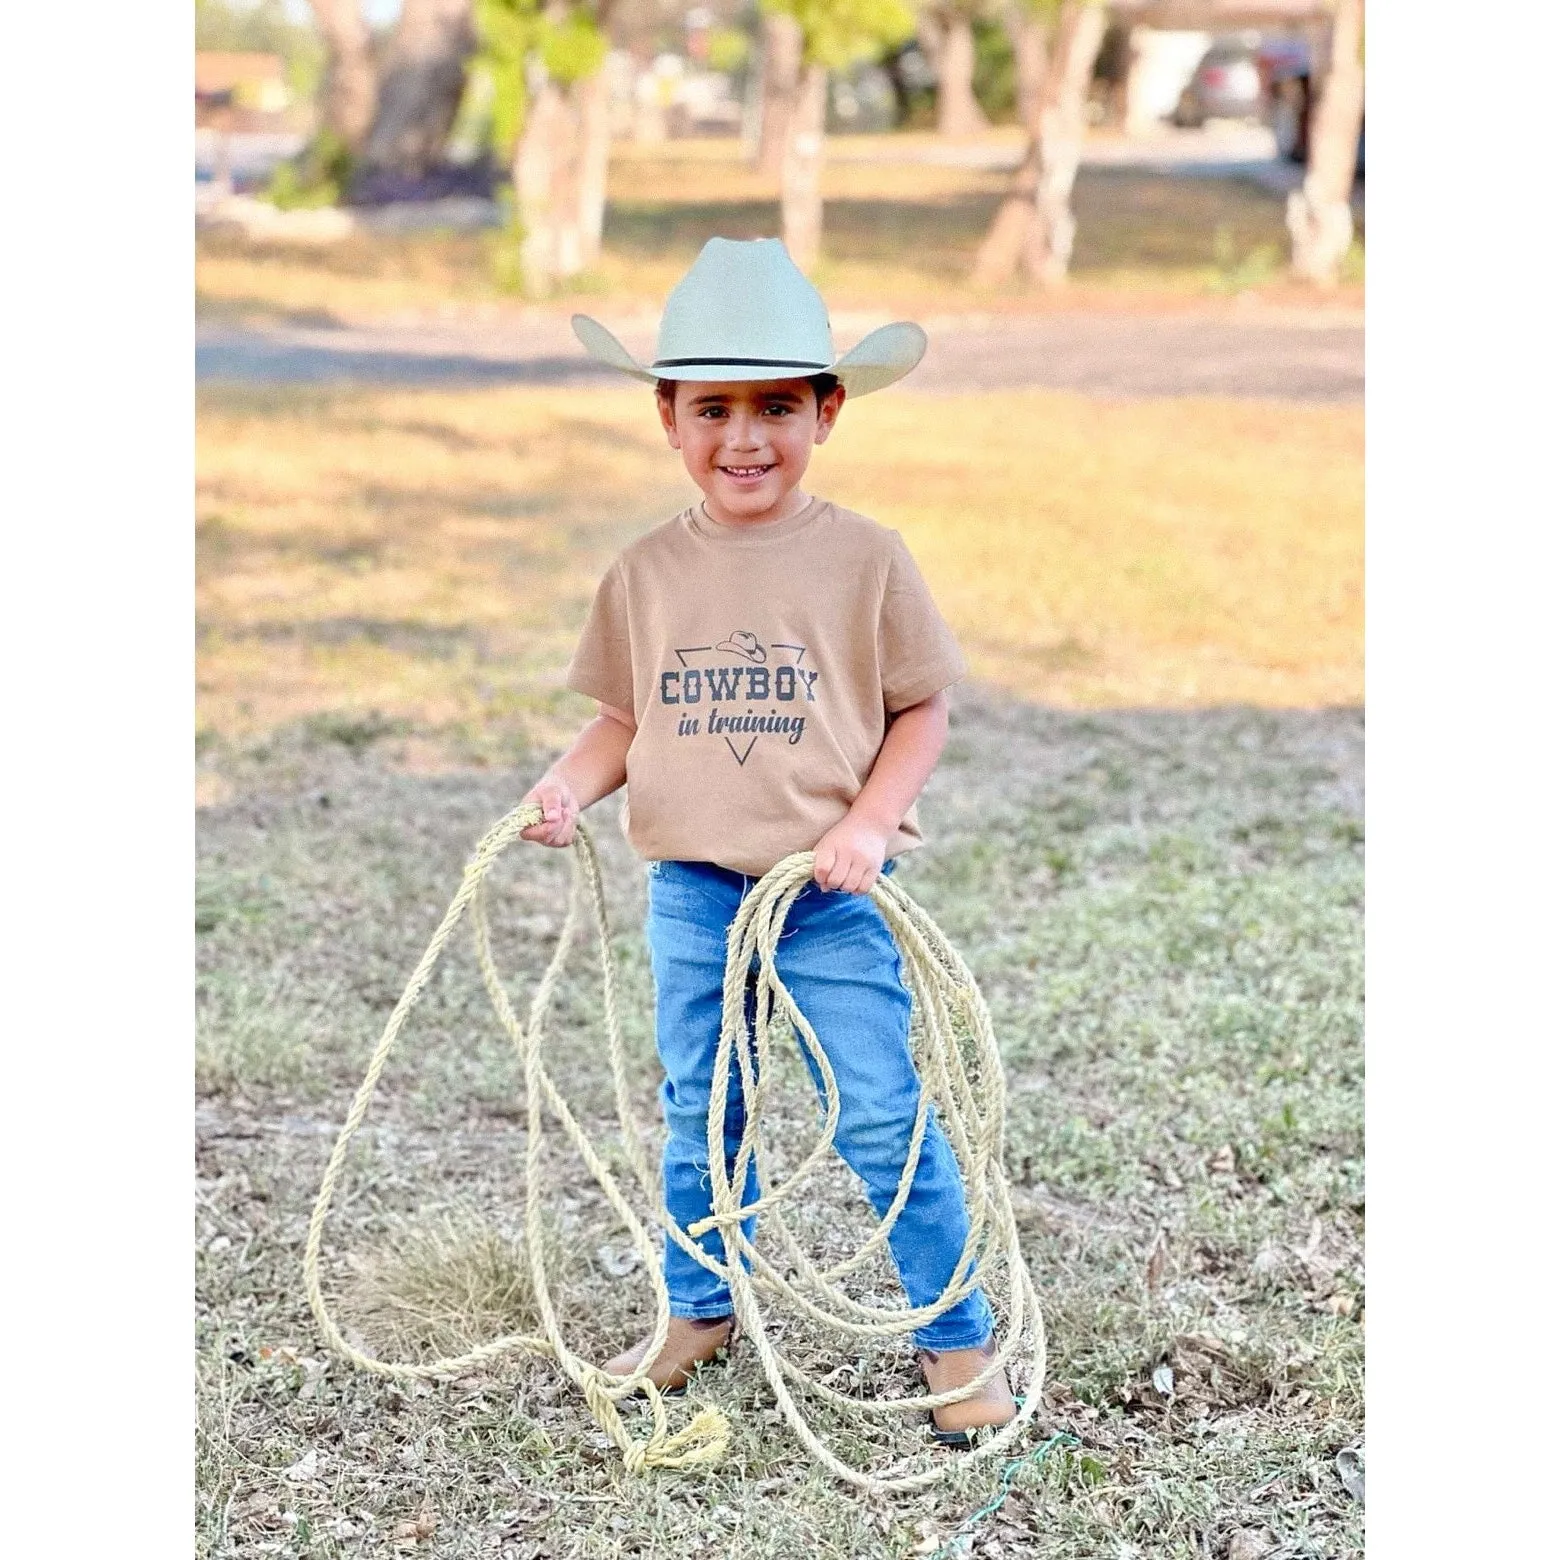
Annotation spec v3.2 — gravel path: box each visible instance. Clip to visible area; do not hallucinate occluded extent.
[197,308,1362,402]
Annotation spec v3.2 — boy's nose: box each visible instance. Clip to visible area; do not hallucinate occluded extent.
[724,412,765,450]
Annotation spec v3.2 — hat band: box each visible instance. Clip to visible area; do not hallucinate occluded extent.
[653,355,833,371]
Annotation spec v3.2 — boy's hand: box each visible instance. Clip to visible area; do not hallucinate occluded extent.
[520,776,580,847]
[812,816,890,894]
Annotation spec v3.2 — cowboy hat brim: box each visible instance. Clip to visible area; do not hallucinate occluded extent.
[570,315,927,398]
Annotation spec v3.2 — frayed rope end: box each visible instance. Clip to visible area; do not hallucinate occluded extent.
[625,1405,732,1474]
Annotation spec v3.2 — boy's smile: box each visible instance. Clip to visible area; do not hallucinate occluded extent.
[658,377,846,528]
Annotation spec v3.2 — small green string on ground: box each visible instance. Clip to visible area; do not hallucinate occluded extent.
[928,1432,1081,1560]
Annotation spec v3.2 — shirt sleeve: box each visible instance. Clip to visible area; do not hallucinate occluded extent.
[565,559,635,713]
[879,533,968,712]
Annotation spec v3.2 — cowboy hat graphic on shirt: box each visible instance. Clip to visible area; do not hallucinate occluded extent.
[715,629,767,663]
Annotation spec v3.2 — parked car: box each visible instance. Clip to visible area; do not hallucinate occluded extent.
[1257,36,1313,160]
[1257,35,1364,175]
[1171,35,1265,127]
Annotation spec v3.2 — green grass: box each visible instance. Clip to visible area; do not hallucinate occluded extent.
[195,700,1362,1557]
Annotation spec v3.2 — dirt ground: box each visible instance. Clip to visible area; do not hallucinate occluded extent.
[196,308,1362,403]
[195,691,1363,1559]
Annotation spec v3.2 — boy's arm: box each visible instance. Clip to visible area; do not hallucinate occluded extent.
[520,703,635,847]
[813,690,949,893]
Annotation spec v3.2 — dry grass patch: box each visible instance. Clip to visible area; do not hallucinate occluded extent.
[196,382,691,763]
[343,1208,559,1362]
[819,389,1362,707]
[197,382,1360,783]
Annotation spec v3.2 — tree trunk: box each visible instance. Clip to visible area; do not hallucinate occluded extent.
[970,1,1105,289]
[757,13,804,178]
[573,66,611,269]
[934,11,989,138]
[1121,24,1158,136]
[307,0,378,151]
[511,57,610,294]
[1003,6,1048,135]
[360,0,475,178]
[1286,0,1364,286]
[514,66,572,295]
[781,63,827,272]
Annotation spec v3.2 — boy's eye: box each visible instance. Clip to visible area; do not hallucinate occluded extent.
[693,401,794,418]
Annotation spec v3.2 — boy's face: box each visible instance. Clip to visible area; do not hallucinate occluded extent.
[657,377,846,525]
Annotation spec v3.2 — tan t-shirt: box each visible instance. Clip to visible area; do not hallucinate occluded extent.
[565,496,967,875]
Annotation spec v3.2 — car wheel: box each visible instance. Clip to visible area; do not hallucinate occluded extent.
[1271,79,1308,162]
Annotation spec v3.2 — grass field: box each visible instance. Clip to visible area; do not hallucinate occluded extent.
[196,156,1364,1552]
[195,698,1363,1558]
[194,403,1364,1551]
[196,382,1361,805]
[197,139,1362,324]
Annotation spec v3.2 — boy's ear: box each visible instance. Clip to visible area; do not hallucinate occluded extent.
[813,383,847,446]
[656,388,682,448]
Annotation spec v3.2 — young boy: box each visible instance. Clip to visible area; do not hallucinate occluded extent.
[518,238,1015,1439]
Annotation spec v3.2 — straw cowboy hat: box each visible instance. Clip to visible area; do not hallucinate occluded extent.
[571,237,927,398]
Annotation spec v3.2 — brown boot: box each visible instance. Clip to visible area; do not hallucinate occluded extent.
[603,1315,734,1394]
[918,1335,1018,1446]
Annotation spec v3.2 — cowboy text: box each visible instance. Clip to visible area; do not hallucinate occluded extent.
[660,666,819,705]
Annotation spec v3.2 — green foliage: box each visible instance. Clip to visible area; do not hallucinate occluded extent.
[539,8,610,84]
[892,5,1032,129]
[1341,235,1366,286]
[264,130,355,210]
[476,0,541,159]
[475,0,608,161]
[763,0,916,72]
[487,186,529,293]
[972,15,1017,123]
[1010,0,1082,21]
[265,160,335,210]
[1211,223,1282,294]
[708,26,753,74]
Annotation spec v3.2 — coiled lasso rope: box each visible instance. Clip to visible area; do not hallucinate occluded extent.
[304,800,1048,1494]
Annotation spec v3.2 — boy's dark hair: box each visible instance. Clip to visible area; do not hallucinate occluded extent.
[655,373,841,409]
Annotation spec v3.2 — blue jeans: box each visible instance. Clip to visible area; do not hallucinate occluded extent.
[645,857,995,1351]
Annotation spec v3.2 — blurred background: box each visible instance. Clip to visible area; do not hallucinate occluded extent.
[196,0,1362,796]
[195,9,1364,1554]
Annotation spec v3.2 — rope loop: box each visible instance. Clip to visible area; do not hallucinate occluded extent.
[303,800,1048,1494]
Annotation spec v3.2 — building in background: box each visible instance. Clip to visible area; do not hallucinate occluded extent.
[196,51,293,126]
[196,52,307,197]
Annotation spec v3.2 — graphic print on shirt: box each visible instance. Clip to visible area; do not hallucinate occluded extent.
[659,629,819,765]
